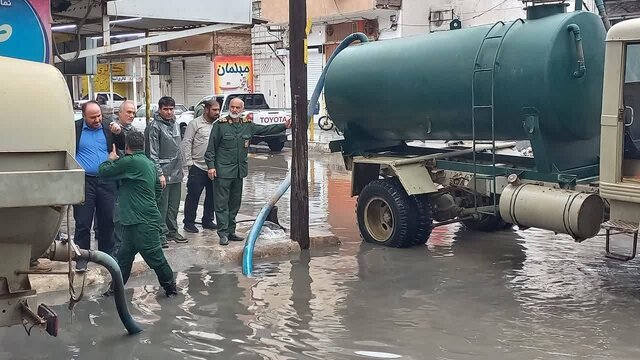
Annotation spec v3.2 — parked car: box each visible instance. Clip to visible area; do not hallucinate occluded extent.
[192,93,290,152]
[132,103,194,136]
[74,92,127,111]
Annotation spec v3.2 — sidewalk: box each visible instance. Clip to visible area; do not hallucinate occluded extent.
[31,207,339,294]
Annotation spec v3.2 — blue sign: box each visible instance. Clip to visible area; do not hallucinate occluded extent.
[0,0,49,63]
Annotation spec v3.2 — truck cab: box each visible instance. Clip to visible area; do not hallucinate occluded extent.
[598,18,640,260]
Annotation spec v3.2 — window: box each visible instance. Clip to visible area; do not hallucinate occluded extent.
[622,44,640,163]
[112,93,125,101]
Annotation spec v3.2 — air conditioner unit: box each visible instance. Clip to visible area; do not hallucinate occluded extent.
[429,9,456,33]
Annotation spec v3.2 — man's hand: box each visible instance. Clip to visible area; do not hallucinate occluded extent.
[284,117,292,129]
[108,144,119,161]
[159,175,166,189]
[208,168,217,180]
[109,122,122,135]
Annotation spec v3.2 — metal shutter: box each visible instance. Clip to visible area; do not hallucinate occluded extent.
[185,56,214,108]
[170,60,185,105]
[307,48,323,100]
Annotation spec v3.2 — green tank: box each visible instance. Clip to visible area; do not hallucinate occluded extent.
[325,4,606,171]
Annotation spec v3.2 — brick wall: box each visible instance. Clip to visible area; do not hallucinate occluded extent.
[214,29,252,56]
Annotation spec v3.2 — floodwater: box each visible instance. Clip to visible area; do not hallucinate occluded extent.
[2,149,640,359]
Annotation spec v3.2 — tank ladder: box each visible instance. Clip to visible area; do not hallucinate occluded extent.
[471,18,525,216]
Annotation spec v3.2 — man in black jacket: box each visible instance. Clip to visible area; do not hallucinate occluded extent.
[73,100,125,271]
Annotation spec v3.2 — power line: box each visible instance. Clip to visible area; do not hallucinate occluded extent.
[463,0,511,21]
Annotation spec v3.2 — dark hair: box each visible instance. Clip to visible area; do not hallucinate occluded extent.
[158,96,175,109]
[204,98,220,109]
[81,100,100,115]
[125,131,145,151]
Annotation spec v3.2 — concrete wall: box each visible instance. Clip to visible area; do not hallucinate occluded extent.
[261,0,375,24]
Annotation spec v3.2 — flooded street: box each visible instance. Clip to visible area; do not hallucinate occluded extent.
[2,150,640,359]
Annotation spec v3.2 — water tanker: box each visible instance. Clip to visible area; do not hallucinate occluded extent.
[326,3,606,171]
[0,57,142,335]
[321,2,640,261]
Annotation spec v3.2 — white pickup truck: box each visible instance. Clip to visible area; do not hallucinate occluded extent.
[192,93,291,152]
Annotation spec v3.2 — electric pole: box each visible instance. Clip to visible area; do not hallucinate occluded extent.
[290,0,310,249]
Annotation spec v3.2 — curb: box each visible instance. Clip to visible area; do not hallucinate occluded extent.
[30,232,340,295]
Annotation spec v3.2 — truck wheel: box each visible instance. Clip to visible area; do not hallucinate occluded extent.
[356,179,417,248]
[268,140,285,152]
[411,195,434,246]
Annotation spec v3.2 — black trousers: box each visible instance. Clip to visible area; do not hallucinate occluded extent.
[73,176,116,255]
[183,166,215,225]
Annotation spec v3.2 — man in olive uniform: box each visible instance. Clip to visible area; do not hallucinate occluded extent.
[99,131,178,297]
[113,101,138,256]
[205,98,292,245]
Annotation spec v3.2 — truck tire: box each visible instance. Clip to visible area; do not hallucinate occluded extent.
[411,195,434,246]
[356,178,417,248]
[268,140,285,152]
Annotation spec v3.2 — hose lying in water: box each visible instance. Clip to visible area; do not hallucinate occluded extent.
[242,32,370,276]
[77,249,144,335]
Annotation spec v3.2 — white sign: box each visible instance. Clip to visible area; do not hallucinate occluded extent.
[107,0,251,24]
[112,75,142,82]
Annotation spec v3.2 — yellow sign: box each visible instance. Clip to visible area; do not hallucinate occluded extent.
[81,63,128,97]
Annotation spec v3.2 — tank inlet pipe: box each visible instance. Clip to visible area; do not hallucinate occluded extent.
[45,241,143,335]
[567,24,586,78]
[594,0,611,31]
[242,32,370,277]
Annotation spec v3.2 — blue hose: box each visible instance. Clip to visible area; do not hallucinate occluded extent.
[79,249,144,334]
[242,32,369,276]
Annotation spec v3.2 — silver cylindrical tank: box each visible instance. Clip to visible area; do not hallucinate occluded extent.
[499,182,604,240]
[0,56,84,262]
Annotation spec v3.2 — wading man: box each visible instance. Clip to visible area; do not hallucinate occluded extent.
[204,98,291,245]
[99,131,178,297]
[112,100,138,256]
[181,98,220,233]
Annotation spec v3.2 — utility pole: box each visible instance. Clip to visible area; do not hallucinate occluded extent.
[290,0,310,249]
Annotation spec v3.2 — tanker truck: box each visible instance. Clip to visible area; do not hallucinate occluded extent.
[325,2,640,261]
[0,57,142,335]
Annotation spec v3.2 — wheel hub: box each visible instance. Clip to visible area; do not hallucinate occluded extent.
[364,197,394,242]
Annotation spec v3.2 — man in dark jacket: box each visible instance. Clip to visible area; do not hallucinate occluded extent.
[73,100,125,271]
[147,97,187,247]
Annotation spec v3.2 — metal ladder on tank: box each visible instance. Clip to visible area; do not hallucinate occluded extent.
[471,18,524,215]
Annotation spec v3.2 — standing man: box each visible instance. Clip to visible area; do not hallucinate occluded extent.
[74,100,125,271]
[147,97,187,247]
[181,98,220,233]
[99,131,178,297]
[205,98,291,245]
[112,101,138,256]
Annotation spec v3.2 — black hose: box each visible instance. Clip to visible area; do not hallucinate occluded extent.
[77,250,143,335]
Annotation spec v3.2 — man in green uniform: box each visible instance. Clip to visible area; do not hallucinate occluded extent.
[99,131,178,297]
[205,98,291,245]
